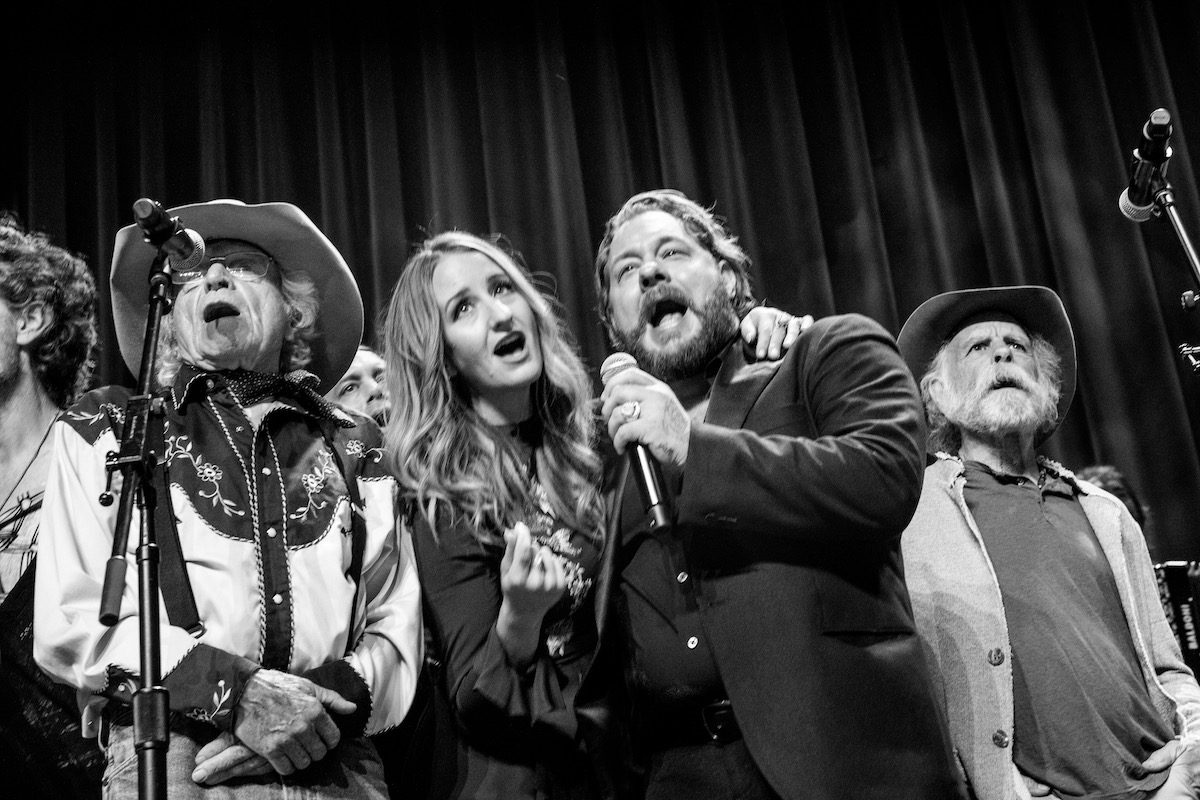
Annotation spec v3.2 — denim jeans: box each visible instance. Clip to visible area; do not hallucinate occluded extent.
[101,721,388,800]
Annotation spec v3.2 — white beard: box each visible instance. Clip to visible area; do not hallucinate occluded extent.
[941,367,1059,442]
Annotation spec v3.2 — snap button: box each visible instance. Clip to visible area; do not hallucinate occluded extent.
[987,648,1005,666]
[266,527,277,538]
[272,593,283,605]
[992,730,1009,748]
[261,467,271,476]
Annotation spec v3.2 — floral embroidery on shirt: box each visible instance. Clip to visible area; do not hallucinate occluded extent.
[525,481,594,658]
[290,448,336,521]
[193,678,233,725]
[166,435,244,517]
[65,402,126,431]
[345,439,384,463]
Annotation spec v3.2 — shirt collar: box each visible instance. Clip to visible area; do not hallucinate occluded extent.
[665,336,734,410]
[169,362,355,427]
[960,454,1080,496]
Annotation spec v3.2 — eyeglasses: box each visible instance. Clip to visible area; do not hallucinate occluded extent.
[169,252,275,285]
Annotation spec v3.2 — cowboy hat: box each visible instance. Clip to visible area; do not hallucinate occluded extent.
[897,285,1076,433]
[110,199,363,394]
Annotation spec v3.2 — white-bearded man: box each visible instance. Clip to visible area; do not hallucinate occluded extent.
[899,285,1200,800]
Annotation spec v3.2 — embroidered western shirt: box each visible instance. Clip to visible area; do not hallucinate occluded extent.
[33,365,422,740]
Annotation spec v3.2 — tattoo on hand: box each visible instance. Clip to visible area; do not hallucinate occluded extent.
[664,404,688,462]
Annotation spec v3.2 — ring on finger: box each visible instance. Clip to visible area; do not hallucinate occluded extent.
[775,315,791,327]
[620,400,641,420]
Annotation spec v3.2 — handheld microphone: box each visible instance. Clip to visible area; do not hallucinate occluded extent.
[1119,108,1173,222]
[600,352,672,531]
[132,198,206,272]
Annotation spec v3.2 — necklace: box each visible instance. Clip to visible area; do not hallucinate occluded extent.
[0,423,54,514]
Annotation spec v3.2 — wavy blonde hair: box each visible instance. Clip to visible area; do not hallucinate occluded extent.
[382,231,603,545]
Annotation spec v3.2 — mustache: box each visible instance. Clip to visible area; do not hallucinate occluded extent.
[971,365,1038,395]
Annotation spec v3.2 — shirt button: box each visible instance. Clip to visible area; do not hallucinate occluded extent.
[266,527,277,538]
[987,648,1005,666]
[686,636,698,649]
[992,730,1009,748]
[235,426,244,433]
[205,379,215,391]
[272,593,283,605]
[261,467,272,476]
[677,571,689,583]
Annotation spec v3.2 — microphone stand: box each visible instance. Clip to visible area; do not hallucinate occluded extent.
[1146,173,1200,371]
[97,207,177,800]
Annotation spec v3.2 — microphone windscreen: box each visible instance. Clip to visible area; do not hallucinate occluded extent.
[600,352,637,386]
[132,198,165,228]
[1119,189,1156,223]
[167,229,207,272]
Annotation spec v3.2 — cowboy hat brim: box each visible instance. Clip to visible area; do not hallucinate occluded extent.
[896,285,1076,437]
[110,199,363,395]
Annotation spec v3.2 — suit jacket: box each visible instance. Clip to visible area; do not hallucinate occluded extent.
[581,314,964,800]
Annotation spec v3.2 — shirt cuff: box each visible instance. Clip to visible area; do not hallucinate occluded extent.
[302,659,371,738]
[161,643,260,732]
[472,626,576,740]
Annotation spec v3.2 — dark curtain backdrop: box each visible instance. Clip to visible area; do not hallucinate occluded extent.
[4,0,1200,557]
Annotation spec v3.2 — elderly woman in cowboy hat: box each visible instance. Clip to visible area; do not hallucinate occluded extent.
[897,286,1200,800]
[33,200,421,799]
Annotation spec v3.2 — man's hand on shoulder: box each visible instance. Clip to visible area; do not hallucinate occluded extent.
[739,306,813,361]
[233,668,356,775]
[600,366,690,467]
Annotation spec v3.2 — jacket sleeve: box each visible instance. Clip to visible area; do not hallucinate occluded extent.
[1115,496,1200,742]
[411,510,578,741]
[676,314,927,544]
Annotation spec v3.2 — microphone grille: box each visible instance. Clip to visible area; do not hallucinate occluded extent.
[600,352,637,386]
[1118,189,1156,223]
[168,229,207,272]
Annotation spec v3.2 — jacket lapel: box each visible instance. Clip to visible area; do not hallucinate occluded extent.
[704,342,778,430]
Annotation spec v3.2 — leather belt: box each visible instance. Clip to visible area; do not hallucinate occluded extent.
[643,698,742,750]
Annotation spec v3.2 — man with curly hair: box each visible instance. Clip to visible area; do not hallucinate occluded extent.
[0,216,102,798]
[0,216,97,599]
[33,200,421,799]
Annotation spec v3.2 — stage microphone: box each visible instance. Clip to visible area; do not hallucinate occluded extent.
[1119,108,1173,222]
[600,352,672,531]
[132,198,206,272]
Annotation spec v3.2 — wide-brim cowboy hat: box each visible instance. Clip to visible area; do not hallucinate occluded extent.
[897,285,1076,435]
[110,199,363,394]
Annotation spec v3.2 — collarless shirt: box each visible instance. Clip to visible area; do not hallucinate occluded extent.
[963,460,1172,799]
